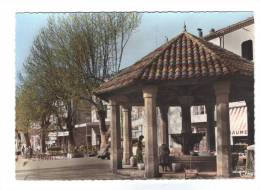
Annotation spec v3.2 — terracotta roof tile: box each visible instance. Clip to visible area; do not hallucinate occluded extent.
[95,32,253,95]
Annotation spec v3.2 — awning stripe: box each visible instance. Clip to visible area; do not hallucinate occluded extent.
[229,106,248,136]
[241,107,248,132]
[235,107,243,131]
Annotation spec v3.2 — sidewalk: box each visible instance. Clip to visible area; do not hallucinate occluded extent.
[16,157,108,171]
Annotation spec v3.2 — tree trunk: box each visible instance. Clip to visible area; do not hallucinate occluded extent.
[40,116,50,154]
[62,136,68,153]
[41,129,46,153]
[98,110,110,150]
[24,132,31,147]
[68,127,76,152]
[66,99,76,152]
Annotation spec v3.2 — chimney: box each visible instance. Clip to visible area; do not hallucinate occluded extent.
[210,28,215,33]
[197,28,203,38]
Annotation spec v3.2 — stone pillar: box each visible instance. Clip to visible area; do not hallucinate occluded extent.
[122,104,133,165]
[109,99,122,173]
[143,86,159,178]
[159,106,169,146]
[205,103,216,152]
[245,97,254,145]
[214,81,232,177]
[179,96,193,155]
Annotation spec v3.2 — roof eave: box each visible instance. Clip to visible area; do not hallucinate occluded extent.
[204,17,254,41]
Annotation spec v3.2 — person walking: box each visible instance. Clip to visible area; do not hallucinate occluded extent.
[21,145,25,157]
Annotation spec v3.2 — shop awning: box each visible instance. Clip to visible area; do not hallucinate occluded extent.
[230,106,248,136]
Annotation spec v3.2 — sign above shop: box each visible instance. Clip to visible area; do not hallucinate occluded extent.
[46,140,55,145]
[49,136,57,141]
[48,131,69,137]
[231,130,247,136]
[48,132,57,137]
[57,131,69,136]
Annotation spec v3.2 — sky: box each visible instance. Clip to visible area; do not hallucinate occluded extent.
[16,12,253,83]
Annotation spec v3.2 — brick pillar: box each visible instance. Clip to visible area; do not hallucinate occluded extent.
[179,96,193,155]
[143,86,159,178]
[159,106,169,146]
[205,103,216,152]
[122,105,133,165]
[109,99,122,173]
[245,97,254,145]
[214,81,232,177]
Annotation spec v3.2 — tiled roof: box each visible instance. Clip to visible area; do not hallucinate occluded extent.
[204,17,254,41]
[95,32,253,95]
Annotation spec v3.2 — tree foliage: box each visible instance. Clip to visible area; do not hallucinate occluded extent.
[18,13,141,151]
[16,76,59,150]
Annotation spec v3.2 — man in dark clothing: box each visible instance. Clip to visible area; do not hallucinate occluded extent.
[136,135,144,163]
[159,144,172,172]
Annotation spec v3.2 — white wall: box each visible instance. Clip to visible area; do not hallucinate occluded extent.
[168,107,182,134]
[209,37,220,46]
[209,24,255,60]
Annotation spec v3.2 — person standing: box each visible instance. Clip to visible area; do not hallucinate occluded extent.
[29,146,33,158]
[21,145,25,157]
[159,144,172,172]
[136,135,144,163]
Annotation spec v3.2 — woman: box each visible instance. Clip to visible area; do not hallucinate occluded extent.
[136,135,144,163]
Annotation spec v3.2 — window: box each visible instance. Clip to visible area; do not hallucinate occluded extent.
[193,106,199,115]
[132,125,143,139]
[193,106,205,115]
[241,40,253,61]
[199,106,205,114]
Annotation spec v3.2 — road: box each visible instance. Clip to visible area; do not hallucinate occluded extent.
[16,157,133,180]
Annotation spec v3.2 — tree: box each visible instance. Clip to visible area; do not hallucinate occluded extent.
[16,76,58,152]
[54,13,141,150]
[21,13,141,152]
[16,85,32,147]
[25,27,81,151]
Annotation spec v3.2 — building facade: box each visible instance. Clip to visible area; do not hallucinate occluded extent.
[125,17,255,154]
[75,17,254,157]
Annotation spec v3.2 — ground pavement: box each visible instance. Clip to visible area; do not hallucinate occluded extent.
[16,157,135,180]
[16,157,250,180]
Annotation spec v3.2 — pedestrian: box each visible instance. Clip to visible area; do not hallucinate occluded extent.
[136,135,144,163]
[25,146,29,159]
[159,144,172,172]
[29,146,33,158]
[21,145,25,157]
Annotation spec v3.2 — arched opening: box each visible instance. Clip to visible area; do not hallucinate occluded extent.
[241,40,253,61]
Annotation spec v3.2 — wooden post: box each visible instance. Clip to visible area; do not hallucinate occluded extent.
[179,96,193,155]
[159,106,169,146]
[205,103,216,152]
[245,97,254,145]
[109,99,122,173]
[122,104,133,165]
[143,86,159,178]
[214,81,232,177]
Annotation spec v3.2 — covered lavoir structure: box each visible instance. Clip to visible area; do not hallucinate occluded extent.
[95,30,254,178]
